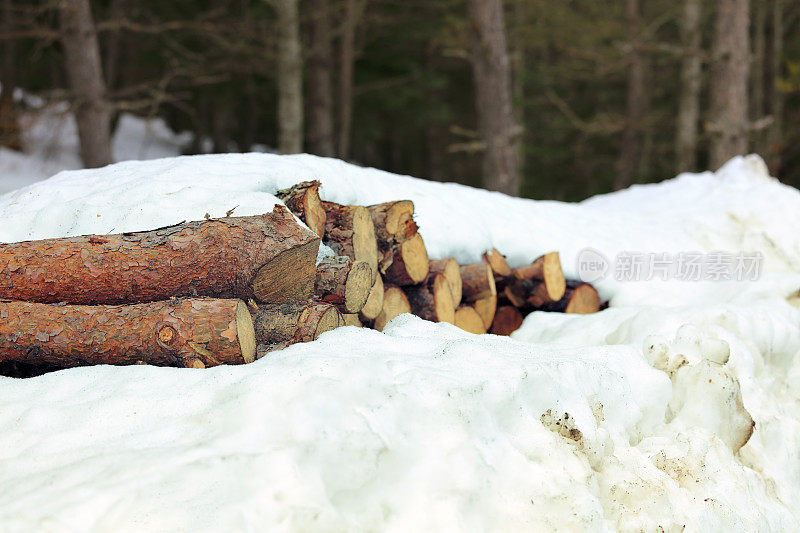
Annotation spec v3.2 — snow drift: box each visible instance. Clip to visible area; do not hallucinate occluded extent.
[0,153,799,531]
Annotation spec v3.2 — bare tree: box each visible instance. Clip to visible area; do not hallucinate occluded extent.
[0,0,21,150]
[275,0,303,153]
[675,0,702,173]
[466,0,521,196]
[614,0,646,189]
[307,0,334,157]
[57,0,113,168]
[708,0,750,169]
[767,0,784,172]
[337,0,358,159]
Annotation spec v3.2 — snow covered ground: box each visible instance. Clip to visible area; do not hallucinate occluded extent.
[2,122,800,530]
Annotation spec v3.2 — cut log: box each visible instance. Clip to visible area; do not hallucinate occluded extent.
[368,200,417,247]
[383,232,430,285]
[315,256,372,313]
[0,298,255,368]
[502,282,527,308]
[482,248,511,281]
[511,252,566,303]
[491,305,524,336]
[429,257,462,307]
[540,281,600,314]
[473,295,497,330]
[322,202,379,283]
[374,285,411,331]
[459,262,497,302]
[342,313,363,327]
[455,305,487,334]
[0,205,320,305]
[253,301,341,348]
[405,271,456,324]
[359,274,384,321]
[275,180,327,237]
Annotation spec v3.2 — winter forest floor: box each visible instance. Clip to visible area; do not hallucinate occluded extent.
[2,111,800,531]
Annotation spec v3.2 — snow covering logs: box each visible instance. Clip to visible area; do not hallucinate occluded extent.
[0,179,601,373]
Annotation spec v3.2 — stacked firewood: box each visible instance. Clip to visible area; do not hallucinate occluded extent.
[0,180,600,373]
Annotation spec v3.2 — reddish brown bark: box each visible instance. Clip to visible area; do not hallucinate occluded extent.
[0,298,255,368]
[491,305,523,335]
[276,180,327,237]
[540,281,600,314]
[315,255,372,313]
[253,301,341,347]
[322,202,379,283]
[460,262,497,302]
[0,206,320,305]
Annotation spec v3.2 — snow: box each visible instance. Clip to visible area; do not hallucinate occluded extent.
[1,141,800,530]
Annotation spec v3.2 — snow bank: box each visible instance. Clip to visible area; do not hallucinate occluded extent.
[1,153,800,530]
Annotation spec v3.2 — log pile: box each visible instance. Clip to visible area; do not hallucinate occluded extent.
[0,179,602,375]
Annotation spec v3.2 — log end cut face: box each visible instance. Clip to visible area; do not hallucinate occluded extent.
[542,252,566,301]
[236,300,257,363]
[359,275,384,320]
[251,239,320,303]
[374,286,411,332]
[352,206,380,282]
[400,233,430,284]
[455,305,486,334]
[344,260,373,314]
[308,304,343,339]
[384,200,417,241]
[565,283,600,314]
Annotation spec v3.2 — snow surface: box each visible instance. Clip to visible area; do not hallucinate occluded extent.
[0,150,800,531]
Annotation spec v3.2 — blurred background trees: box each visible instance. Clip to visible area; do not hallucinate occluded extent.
[0,0,797,199]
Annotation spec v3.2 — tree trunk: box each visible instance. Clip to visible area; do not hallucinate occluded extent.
[275,0,304,153]
[675,0,703,173]
[383,233,430,285]
[307,0,335,157]
[0,0,20,151]
[709,0,750,169]
[0,206,320,305]
[767,0,783,172]
[467,0,520,195]
[253,301,341,345]
[614,0,646,189]
[482,248,511,282]
[459,262,497,302]
[510,252,565,303]
[540,280,600,314]
[0,298,256,368]
[751,0,766,155]
[429,258,462,307]
[322,201,379,283]
[57,0,113,168]
[337,0,357,159]
[276,180,327,237]
[315,255,372,313]
[405,270,456,324]
[373,284,411,331]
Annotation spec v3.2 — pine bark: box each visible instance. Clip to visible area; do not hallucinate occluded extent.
[322,201,379,283]
[315,255,372,313]
[0,298,255,368]
[675,0,703,173]
[337,0,356,159]
[307,0,335,157]
[709,0,750,168]
[276,180,327,237]
[57,0,113,168]
[275,0,304,153]
[0,206,320,305]
[767,0,784,172]
[467,0,521,195]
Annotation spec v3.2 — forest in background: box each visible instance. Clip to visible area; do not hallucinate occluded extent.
[0,0,797,200]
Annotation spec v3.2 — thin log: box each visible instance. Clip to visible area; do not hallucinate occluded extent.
[253,301,341,346]
[491,305,523,335]
[455,305,487,334]
[473,295,497,330]
[511,251,565,303]
[0,205,320,305]
[315,255,372,313]
[406,271,455,324]
[368,200,417,249]
[482,248,511,282]
[374,284,411,331]
[540,281,600,314]
[359,274,384,321]
[460,262,497,302]
[429,257,462,307]
[383,232,430,285]
[276,180,327,237]
[0,298,255,368]
[322,201,379,283]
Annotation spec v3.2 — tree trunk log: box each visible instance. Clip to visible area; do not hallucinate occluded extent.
[473,295,497,330]
[429,257,462,306]
[540,281,600,314]
[253,301,341,345]
[675,0,703,173]
[482,248,511,282]
[322,201,379,283]
[368,200,418,251]
[0,298,255,368]
[460,262,497,302]
[511,252,566,303]
[383,233,430,285]
[359,274,384,321]
[342,313,363,327]
[491,305,523,335]
[275,0,304,153]
[455,305,487,334]
[406,271,456,324]
[0,206,319,305]
[315,255,372,313]
[307,0,335,157]
[276,180,327,237]
[374,285,411,331]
